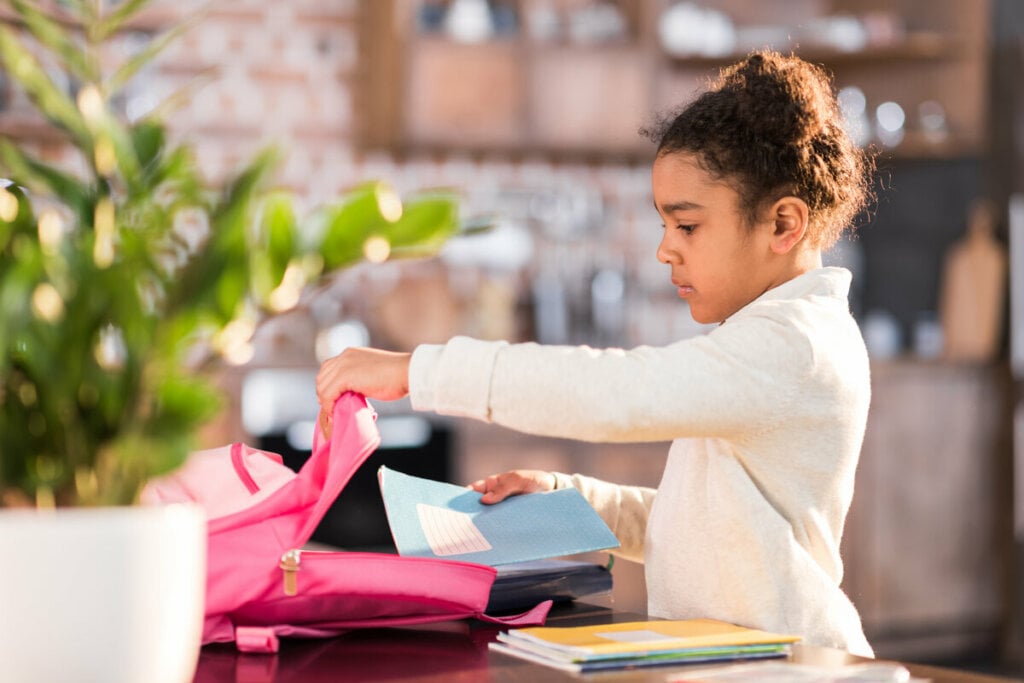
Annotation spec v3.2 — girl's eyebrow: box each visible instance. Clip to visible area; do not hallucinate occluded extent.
[657,200,705,213]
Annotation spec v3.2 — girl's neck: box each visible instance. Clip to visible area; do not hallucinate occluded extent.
[797,248,824,273]
[768,247,822,292]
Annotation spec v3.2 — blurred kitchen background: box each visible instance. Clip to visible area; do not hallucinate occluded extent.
[4,0,1023,675]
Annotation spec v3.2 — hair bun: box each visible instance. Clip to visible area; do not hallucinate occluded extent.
[720,51,834,147]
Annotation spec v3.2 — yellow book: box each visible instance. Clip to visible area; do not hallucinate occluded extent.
[500,619,801,660]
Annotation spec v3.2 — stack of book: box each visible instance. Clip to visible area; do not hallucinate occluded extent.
[487,559,613,613]
[490,618,800,673]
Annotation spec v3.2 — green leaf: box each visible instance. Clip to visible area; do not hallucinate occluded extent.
[10,0,99,83]
[213,264,248,323]
[0,141,93,220]
[0,180,37,247]
[103,10,208,96]
[162,149,277,323]
[145,373,222,441]
[258,192,297,284]
[249,192,300,307]
[99,430,191,505]
[0,24,91,147]
[60,0,95,26]
[144,66,218,121]
[213,146,280,228]
[91,115,144,191]
[94,0,155,40]
[0,261,37,378]
[145,143,200,196]
[317,181,399,269]
[130,119,165,171]
[384,191,460,257]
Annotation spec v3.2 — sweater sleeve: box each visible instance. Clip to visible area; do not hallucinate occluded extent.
[408,338,506,422]
[552,471,653,564]
[409,317,807,443]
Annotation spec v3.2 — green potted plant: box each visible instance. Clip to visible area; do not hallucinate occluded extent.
[0,2,459,682]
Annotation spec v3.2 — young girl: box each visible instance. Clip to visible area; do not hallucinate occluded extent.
[316,50,875,656]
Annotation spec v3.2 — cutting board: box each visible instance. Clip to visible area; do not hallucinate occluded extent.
[939,200,1008,361]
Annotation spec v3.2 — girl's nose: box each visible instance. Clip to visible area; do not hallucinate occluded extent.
[656,235,675,265]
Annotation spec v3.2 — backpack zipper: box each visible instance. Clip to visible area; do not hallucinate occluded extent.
[280,549,301,596]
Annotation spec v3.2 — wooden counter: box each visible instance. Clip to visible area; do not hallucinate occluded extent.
[191,600,1020,683]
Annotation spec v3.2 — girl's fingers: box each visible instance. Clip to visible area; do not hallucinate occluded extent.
[475,471,552,504]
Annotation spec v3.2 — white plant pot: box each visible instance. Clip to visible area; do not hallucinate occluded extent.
[0,504,207,683]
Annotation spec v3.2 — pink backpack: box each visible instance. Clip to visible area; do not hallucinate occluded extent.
[142,392,551,653]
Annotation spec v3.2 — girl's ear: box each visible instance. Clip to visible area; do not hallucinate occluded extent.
[769,196,810,254]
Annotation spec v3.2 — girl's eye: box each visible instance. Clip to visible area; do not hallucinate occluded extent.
[677,224,696,234]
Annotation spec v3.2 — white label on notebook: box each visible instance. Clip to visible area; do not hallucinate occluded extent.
[595,630,681,645]
[415,503,493,556]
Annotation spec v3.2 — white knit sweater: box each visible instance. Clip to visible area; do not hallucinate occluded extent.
[409,267,873,656]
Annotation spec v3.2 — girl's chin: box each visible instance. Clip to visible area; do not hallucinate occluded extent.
[687,305,724,326]
[688,311,712,325]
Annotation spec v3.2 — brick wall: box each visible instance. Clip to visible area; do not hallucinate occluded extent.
[160,0,361,206]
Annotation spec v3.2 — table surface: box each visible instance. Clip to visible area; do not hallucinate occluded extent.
[191,600,1021,683]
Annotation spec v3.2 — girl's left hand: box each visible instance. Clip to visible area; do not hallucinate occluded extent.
[471,470,556,504]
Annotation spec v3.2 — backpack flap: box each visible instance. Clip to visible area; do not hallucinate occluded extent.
[298,392,381,543]
[205,391,380,542]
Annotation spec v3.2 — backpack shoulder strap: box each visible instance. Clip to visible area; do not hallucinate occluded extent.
[477,600,554,627]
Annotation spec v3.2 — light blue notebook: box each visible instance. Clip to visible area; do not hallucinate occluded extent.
[377,466,620,566]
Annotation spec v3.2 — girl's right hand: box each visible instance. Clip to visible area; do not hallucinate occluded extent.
[316,346,411,411]
[470,469,557,504]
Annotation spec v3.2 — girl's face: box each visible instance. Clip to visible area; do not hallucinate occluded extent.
[652,152,782,324]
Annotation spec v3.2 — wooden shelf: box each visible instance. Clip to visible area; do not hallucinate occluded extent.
[375,141,655,165]
[360,1,990,163]
[663,33,969,68]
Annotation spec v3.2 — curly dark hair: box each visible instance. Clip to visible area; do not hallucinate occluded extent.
[643,50,874,249]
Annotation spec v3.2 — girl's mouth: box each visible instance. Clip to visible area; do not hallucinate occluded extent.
[672,280,694,297]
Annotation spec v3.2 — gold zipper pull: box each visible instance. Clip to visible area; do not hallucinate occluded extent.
[280,549,301,596]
